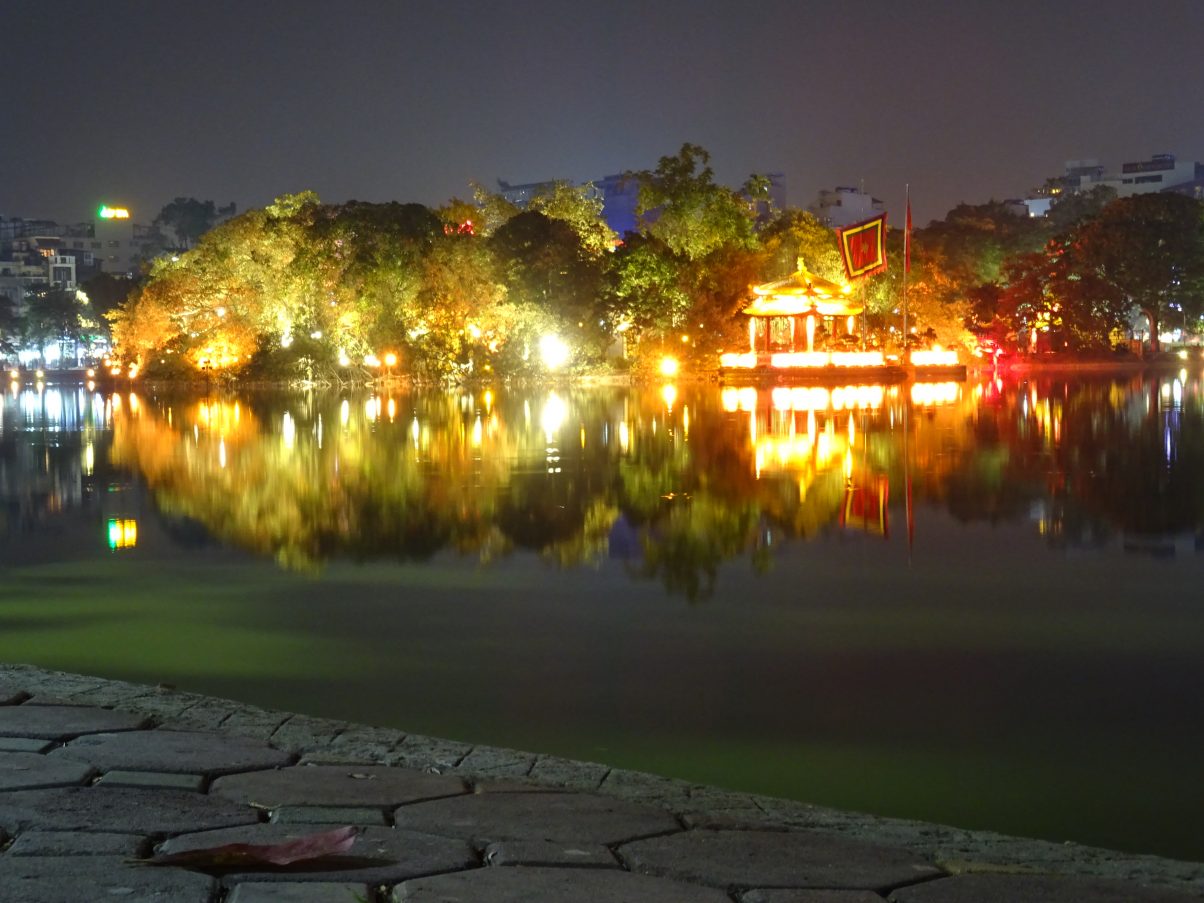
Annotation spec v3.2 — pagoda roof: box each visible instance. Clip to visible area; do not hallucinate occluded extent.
[744,262,862,318]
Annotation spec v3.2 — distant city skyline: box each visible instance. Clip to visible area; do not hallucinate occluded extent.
[4,1,1203,228]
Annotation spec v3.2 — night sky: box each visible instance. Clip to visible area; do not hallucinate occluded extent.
[6,1,1203,227]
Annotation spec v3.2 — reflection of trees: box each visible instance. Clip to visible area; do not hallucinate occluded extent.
[104,376,1204,596]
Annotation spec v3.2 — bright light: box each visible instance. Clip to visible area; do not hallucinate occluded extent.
[338,352,351,367]
[541,392,568,440]
[98,206,130,220]
[539,334,570,370]
[659,356,680,377]
[106,518,137,550]
[86,368,95,378]
[35,369,44,378]
[363,354,381,368]
[720,352,757,369]
[661,384,678,409]
[911,348,960,367]
[383,352,398,368]
[281,333,293,349]
[7,369,16,379]
[215,306,227,318]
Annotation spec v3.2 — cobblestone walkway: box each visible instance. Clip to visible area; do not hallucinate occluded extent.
[1,664,1201,902]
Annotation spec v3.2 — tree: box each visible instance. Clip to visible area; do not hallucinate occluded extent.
[0,293,18,357]
[154,197,219,249]
[633,143,757,260]
[527,180,617,258]
[1072,193,1204,351]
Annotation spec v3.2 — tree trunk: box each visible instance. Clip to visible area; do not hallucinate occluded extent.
[1143,307,1159,353]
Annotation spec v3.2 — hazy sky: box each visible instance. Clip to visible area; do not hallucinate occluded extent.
[5,0,1203,227]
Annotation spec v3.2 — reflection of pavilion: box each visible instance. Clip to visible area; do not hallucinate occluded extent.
[719,259,963,382]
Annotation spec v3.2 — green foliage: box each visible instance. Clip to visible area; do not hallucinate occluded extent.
[634,143,757,260]
[527,180,618,258]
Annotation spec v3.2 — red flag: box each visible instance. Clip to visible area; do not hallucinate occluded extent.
[836,213,888,280]
[904,195,913,274]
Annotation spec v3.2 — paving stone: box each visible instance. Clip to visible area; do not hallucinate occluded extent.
[96,769,206,792]
[528,755,609,790]
[470,778,564,793]
[392,790,682,845]
[270,805,389,826]
[484,839,618,868]
[211,764,465,808]
[220,707,292,742]
[0,704,146,740]
[7,829,148,857]
[0,750,93,790]
[0,736,53,753]
[743,892,888,903]
[394,866,732,902]
[456,745,536,778]
[0,684,26,705]
[385,733,473,770]
[227,882,371,902]
[600,768,694,807]
[271,714,349,753]
[0,786,261,834]
[618,829,944,892]
[888,873,1202,902]
[160,698,241,731]
[51,728,293,775]
[157,824,476,885]
[0,855,215,903]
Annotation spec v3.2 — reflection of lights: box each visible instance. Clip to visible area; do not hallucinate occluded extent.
[282,412,296,450]
[910,381,961,406]
[471,416,483,448]
[661,384,677,410]
[340,399,350,427]
[683,405,690,439]
[619,421,630,453]
[539,334,570,370]
[483,390,493,412]
[83,442,95,476]
[541,393,567,440]
[218,438,227,468]
[411,417,420,446]
[721,386,759,412]
[659,356,679,377]
[106,518,137,550]
[365,398,379,422]
[386,398,396,421]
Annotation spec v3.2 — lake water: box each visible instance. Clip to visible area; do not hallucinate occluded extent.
[2,372,1203,861]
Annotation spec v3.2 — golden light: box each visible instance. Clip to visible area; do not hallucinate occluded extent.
[911,381,961,406]
[541,392,567,440]
[338,352,351,367]
[539,334,570,370]
[86,368,95,378]
[383,352,398,368]
[7,369,16,379]
[35,369,44,378]
[720,352,757,369]
[659,356,680,378]
[661,383,678,410]
[910,348,960,367]
[363,354,381,368]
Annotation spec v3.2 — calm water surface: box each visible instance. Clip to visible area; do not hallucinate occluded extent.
[2,373,1203,860]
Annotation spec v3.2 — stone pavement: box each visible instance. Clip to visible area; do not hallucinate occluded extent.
[1,664,1201,902]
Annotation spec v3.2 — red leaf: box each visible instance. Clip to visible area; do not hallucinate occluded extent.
[145,825,358,869]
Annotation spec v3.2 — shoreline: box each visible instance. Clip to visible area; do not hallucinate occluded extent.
[2,662,1201,898]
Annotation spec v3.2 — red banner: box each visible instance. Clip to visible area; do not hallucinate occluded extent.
[836,213,888,280]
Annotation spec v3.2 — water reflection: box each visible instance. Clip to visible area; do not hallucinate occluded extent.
[6,373,1204,593]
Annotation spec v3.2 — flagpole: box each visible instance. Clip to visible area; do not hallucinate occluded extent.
[902,184,910,367]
